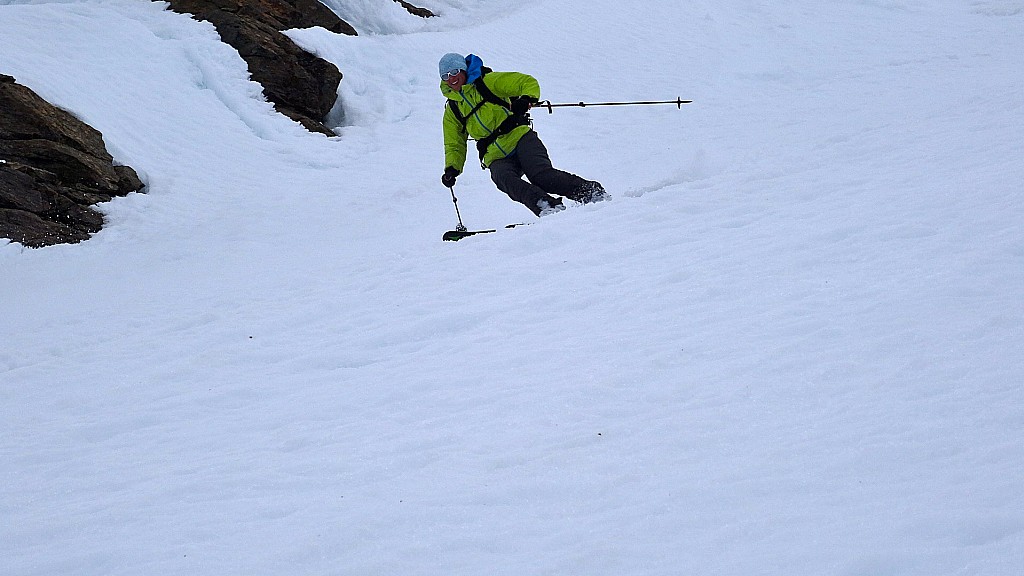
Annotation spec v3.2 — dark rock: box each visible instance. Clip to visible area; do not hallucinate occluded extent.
[0,75,112,160]
[171,0,356,35]
[394,0,435,18]
[0,166,55,214]
[164,0,356,136]
[0,140,127,195]
[0,76,143,248]
[0,208,91,247]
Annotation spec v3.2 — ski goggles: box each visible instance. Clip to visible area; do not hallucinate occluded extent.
[441,69,464,81]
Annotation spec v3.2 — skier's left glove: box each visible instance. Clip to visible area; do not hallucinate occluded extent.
[510,96,537,116]
[441,166,460,188]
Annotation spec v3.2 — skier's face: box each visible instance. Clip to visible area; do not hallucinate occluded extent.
[444,70,467,91]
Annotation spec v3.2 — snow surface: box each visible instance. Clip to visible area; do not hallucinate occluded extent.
[2,0,1024,574]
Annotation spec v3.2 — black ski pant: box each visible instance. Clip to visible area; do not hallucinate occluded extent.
[488,130,588,215]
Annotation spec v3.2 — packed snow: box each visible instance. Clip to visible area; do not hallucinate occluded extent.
[2,0,1023,574]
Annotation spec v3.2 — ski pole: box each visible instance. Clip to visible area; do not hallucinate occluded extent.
[536,97,692,114]
[448,186,467,232]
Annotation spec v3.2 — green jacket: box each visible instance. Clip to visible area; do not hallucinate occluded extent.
[441,71,541,170]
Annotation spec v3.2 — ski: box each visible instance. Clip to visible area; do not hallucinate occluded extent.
[442,223,527,241]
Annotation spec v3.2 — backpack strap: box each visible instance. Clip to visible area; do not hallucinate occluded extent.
[446,99,466,128]
[447,65,529,165]
[473,70,511,110]
[446,72,506,131]
[471,71,531,163]
[475,113,530,163]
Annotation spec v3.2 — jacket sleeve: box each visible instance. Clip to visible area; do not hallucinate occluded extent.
[442,103,469,172]
[484,71,541,101]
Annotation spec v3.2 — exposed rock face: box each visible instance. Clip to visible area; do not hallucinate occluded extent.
[394,0,435,18]
[165,0,357,136]
[0,75,143,248]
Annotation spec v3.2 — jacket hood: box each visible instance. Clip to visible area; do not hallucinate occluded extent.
[464,54,484,83]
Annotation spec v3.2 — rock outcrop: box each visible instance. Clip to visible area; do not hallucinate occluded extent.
[394,0,435,18]
[0,75,144,248]
[164,0,357,136]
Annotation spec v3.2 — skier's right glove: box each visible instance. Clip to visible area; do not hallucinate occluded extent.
[441,166,460,188]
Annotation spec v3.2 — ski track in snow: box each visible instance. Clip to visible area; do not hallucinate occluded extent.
[2,1,1024,575]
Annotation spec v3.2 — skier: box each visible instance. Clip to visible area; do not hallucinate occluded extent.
[439,52,608,217]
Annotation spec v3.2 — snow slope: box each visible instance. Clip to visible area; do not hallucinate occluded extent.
[2,1,1023,574]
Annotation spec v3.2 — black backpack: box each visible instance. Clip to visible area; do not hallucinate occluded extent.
[445,66,531,164]
[445,65,509,128]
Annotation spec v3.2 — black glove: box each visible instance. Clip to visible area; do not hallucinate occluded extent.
[510,96,537,116]
[441,166,460,188]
